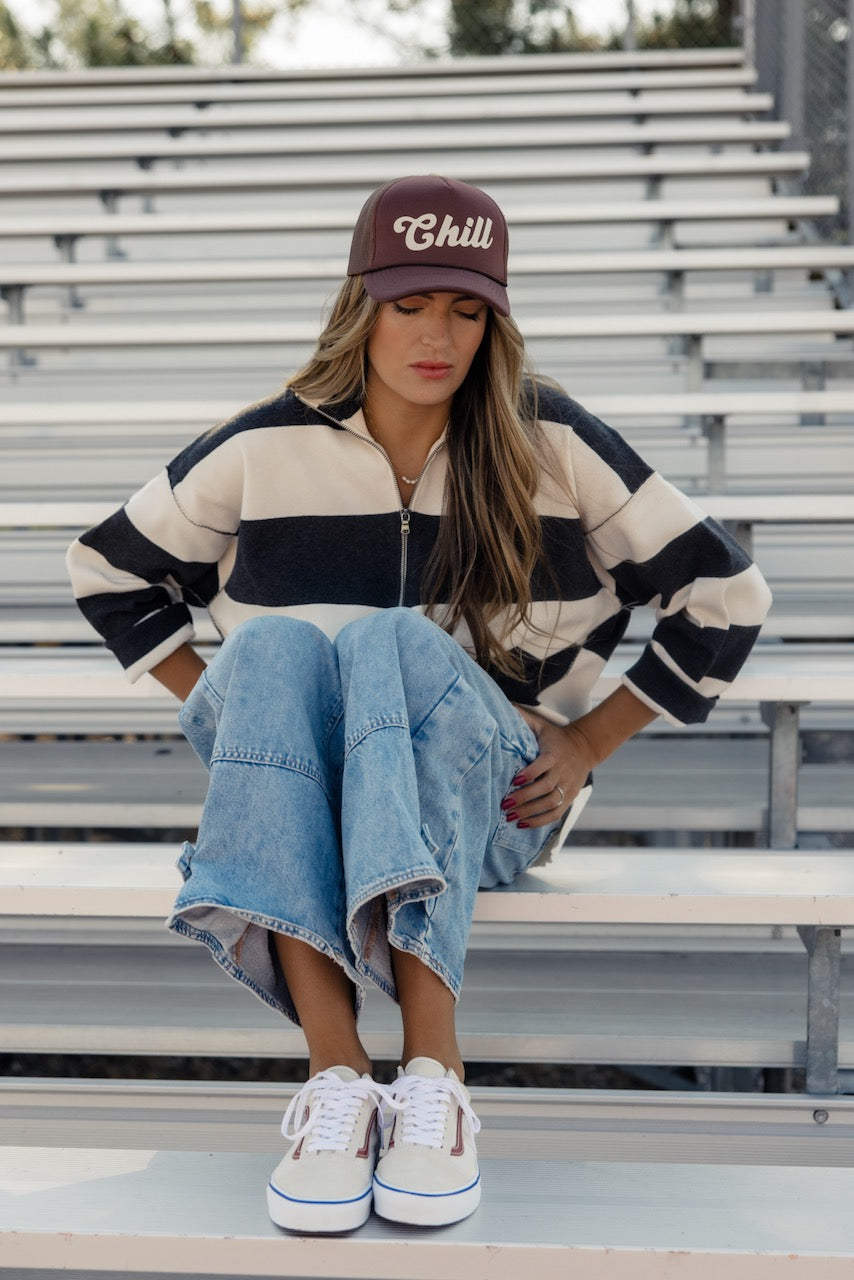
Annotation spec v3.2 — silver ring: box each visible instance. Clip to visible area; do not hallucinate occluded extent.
[554,784,566,809]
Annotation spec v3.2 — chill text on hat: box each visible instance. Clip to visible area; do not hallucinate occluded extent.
[392,212,494,252]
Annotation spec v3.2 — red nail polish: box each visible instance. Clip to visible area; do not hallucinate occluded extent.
[504,810,518,822]
[500,797,514,810]
[518,821,530,829]
[514,773,527,786]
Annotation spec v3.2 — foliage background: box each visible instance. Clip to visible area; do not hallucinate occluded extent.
[0,0,740,70]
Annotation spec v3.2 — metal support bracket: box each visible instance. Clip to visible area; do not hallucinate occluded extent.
[664,269,685,312]
[656,218,675,251]
[1,285,35,367]
[54,233,84,309]
[702,414,726,492]
[723,519,753,558]
[136,157,157,215]
[685,332,703,391]
[801,361,828,423]
[760,701,805,849]
[797,925,842,1096]
[98,190,127,260]
[1,283,25,325]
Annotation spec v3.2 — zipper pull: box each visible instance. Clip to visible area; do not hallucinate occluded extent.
[397,507,411,607]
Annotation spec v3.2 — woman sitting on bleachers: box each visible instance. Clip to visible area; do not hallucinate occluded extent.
[66,174,771,1236]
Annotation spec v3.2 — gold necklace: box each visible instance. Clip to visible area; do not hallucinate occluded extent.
[362,404,430,487]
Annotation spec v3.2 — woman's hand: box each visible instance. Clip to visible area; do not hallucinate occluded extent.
[503,687,660,830]
[501,707,597,830]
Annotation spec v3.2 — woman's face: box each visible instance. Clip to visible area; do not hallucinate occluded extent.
[365,291,488,416]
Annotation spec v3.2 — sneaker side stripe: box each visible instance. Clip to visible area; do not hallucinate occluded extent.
[372,1172,480,1199]
[450,1104,465,1157]
[268,1181,373,1207]
[355,1107,378,1159]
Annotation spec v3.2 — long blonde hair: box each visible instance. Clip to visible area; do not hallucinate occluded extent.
[289,276,554,678]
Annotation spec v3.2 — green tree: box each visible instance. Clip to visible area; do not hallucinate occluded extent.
[54,0,196,66]
[433,1,600,58]
[0,0,311,70]
[193,0,297,63]
[622,0,737,50]
[394,0,738,59]
[0,2,42,67]
[0,0,196,68]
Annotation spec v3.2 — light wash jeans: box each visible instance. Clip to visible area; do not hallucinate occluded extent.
[168,610,558,1025]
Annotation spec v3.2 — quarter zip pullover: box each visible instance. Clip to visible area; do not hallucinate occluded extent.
[67,384,771,726]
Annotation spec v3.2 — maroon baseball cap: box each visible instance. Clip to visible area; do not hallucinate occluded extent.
[347,174,510,316]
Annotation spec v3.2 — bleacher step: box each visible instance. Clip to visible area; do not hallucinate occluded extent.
[3,1080,853,1162]
[3,941,852,1069]
[2,735,852,833]
[2,1144,853,1275]
[3,1088,854,1276]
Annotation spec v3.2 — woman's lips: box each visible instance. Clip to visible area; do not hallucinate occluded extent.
[410,362,453,380]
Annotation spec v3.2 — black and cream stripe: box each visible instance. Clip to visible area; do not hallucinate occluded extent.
[67,384,772,726]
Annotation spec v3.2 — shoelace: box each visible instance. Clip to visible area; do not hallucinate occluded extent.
[281,1071,397,1155]
[388,1074,482,1150]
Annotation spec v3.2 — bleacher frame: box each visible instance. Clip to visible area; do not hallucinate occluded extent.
[1,44,853,1273]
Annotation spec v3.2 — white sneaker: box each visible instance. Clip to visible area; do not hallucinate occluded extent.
[267,1066,390,1233]
[372,1056,482,1226]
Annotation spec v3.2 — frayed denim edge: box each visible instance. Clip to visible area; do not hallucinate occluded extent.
[167,902,365,1026]
[346,866,446,1002]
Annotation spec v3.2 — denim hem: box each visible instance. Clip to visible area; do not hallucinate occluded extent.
[347,864,446,925]
[346,865,446,1002]
[167,901,365,1025]
[385,933,462,1003]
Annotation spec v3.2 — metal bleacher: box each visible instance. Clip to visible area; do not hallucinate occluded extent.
[1,46,853,1274]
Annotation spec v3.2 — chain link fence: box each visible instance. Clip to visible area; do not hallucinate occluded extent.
[430,1,854,243]
[753,0,852,241]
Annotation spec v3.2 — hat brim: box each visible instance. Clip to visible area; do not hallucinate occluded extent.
[361,264,510,317]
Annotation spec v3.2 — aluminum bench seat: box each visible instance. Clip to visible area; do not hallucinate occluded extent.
[9,309,854,401]
[3,306,851,354]
[2,915,853,1075]
[0,83,773,131]
[0,47,748,85]
[2,842,852,1092]
[0,118,787,169]
[3,388,851,430]
[1,732,851,835]
[3,1080,851,1167]
[16,285,838,341]
[3,642,848,845]
[2,585,850,646]
[4,1117,853,1275]
[0,149,811,205]
[5,501,852,644]
[0,63,761,111]
[5,243,854,325]
[0,197,836,262]
[1,634,850,727]
[6,433,853,501]
[10,697,841,741]
[2,642,851,713]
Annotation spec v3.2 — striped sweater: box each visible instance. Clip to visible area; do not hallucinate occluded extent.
[66,384,772,726]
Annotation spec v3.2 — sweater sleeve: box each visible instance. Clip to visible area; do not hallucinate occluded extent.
[66,427,244,682]
[567,405,773,726]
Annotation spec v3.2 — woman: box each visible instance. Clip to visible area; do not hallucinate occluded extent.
[67,174,772,1234]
